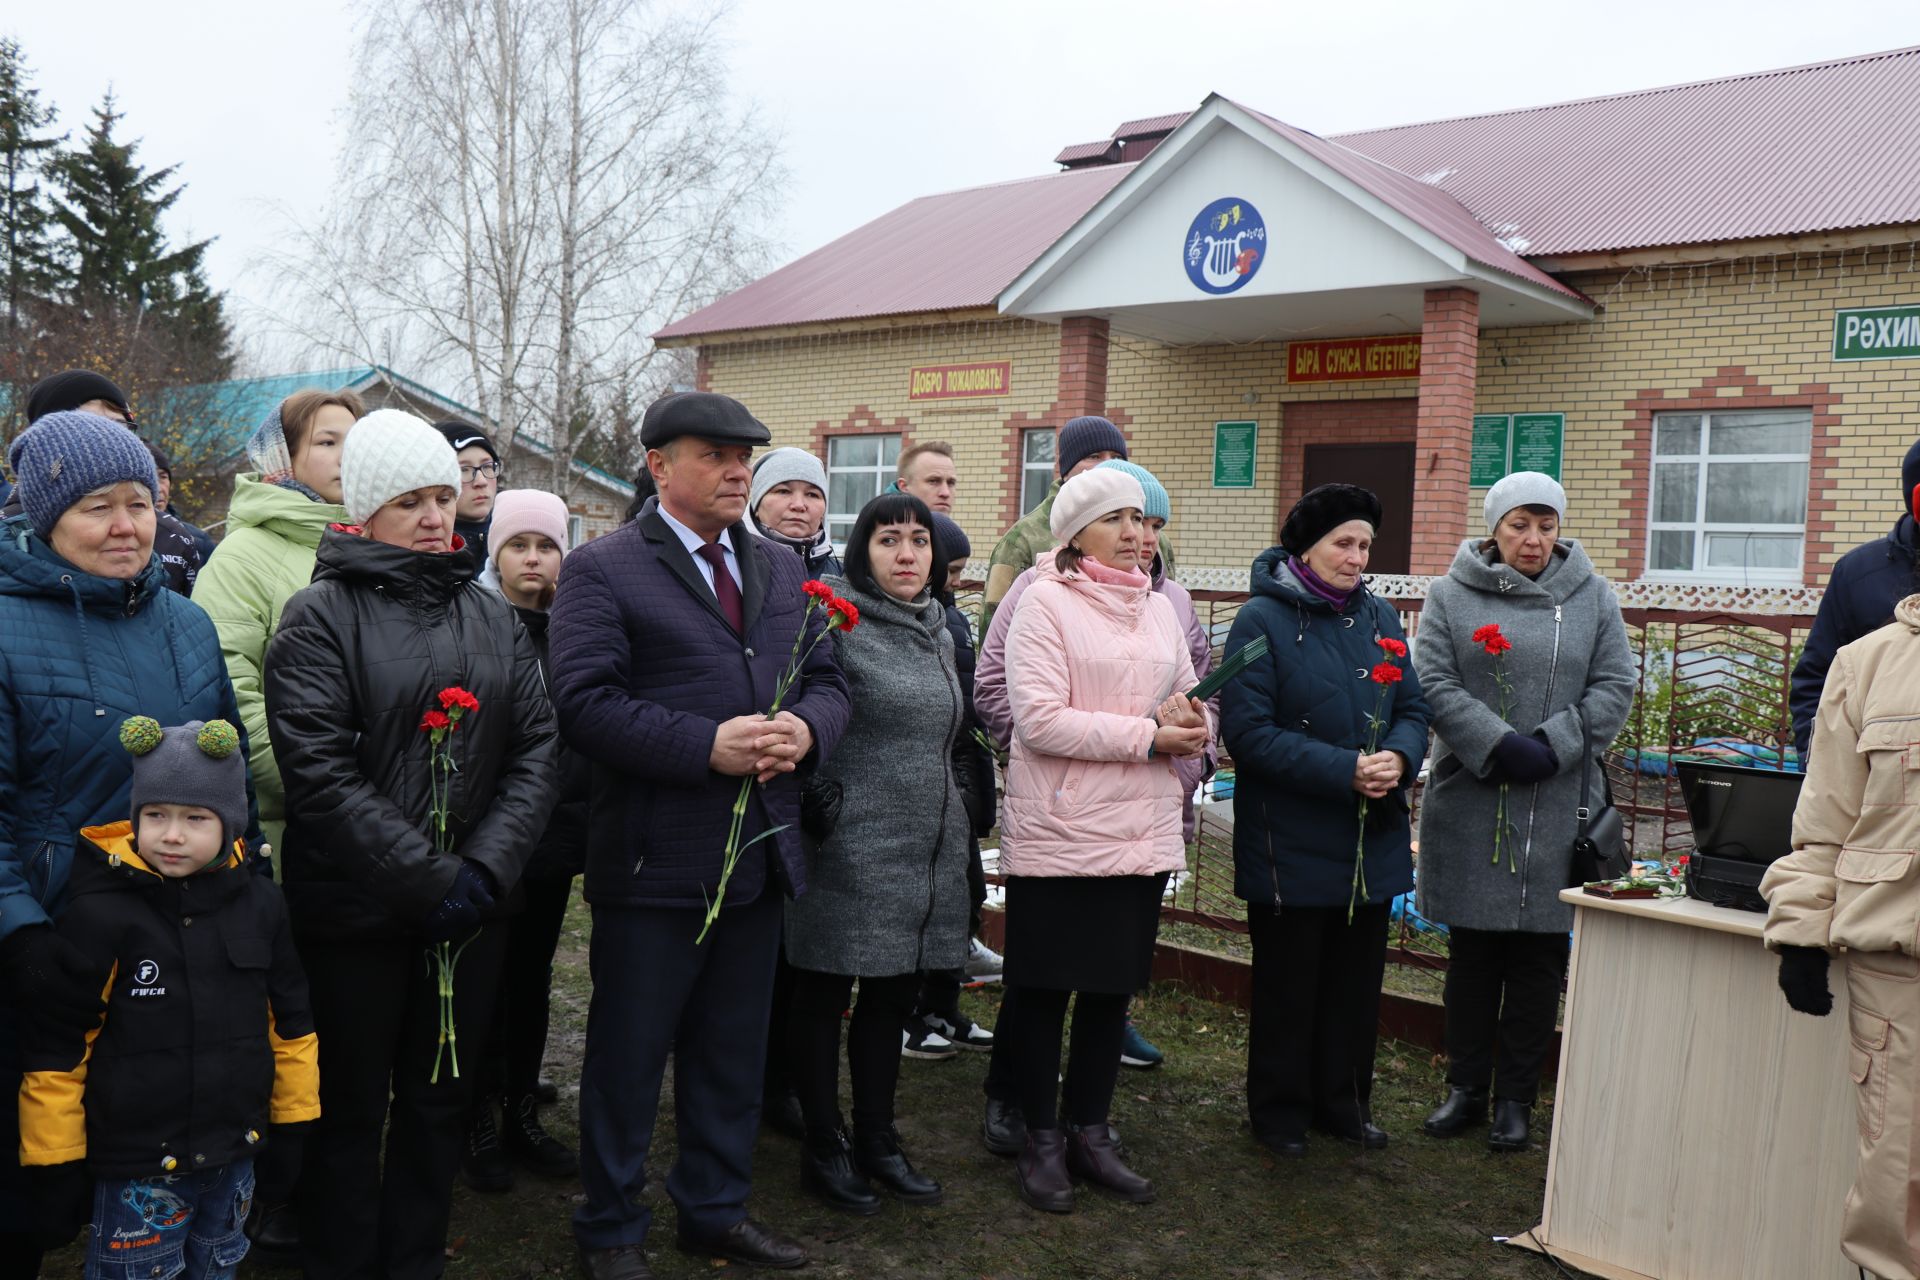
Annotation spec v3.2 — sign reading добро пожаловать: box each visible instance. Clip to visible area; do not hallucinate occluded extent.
[1834,305,1920,361]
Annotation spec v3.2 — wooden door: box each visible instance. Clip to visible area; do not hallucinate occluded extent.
[1301,443,1415,576]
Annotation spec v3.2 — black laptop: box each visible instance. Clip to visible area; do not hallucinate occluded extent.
[1675,760,1804,912]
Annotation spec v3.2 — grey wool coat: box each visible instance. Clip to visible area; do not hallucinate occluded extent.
[1414,538,1635,933]
[783,575,972,976]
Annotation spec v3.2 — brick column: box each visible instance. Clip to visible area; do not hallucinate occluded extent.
[1057,316,1110,419]
[1411,288,1479,575]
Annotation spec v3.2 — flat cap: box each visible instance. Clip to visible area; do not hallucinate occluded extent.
[640,391,770,449]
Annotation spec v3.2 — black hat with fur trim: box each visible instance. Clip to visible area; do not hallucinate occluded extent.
[1279,483,1383,557]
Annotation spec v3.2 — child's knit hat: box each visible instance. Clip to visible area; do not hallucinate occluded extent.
[120,718,247,854]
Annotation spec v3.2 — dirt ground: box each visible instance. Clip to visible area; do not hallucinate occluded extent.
[45,887,1594,1279]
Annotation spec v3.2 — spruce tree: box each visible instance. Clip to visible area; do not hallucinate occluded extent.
[51,91,222,328]
[0,38,63,335]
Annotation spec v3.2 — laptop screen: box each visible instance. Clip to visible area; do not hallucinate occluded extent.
[1675,761,1804,865]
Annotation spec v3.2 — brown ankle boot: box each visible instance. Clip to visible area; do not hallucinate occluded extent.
[1066,1123,1155,1203]
[1016,1129,1074,1213]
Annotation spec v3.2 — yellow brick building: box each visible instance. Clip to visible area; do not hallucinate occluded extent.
[660,51,1920,606]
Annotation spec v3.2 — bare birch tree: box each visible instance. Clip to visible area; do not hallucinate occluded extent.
[261,0,780,494]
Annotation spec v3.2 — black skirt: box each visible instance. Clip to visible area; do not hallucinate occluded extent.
[1002,873,1170,995]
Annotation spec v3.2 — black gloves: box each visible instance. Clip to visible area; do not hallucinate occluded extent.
[422,861,496,941]
[1489,732,1559,785]
[1777,945,1832,1016]
[0,926,106,1036]
[28,1161,91,1247]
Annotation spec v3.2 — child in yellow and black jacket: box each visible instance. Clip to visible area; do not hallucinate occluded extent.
[17,717,318,1280]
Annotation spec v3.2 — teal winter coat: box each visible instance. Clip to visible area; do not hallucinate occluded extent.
[0,515,252,938]
[1220,549,1431,910]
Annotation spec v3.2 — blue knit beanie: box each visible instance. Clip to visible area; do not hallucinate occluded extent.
[930,512,971,565]
[7,410,160,538]
[1057,415,1128,476]
[1096,459,1169,523]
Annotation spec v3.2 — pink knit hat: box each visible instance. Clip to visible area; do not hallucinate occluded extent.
[489,489,570,560]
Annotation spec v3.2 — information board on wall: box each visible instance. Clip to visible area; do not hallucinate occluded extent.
[907,361,1012,400]
[1833,305,1920,361]
[1212,421,1258,488]
[1284,334,1422,383]
[1470,413,1563,483]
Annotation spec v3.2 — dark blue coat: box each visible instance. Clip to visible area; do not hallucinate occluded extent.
[1220,548,1430,910]
[1791,515,1917,762]
[0,515,253,939]
[548,502,851,910]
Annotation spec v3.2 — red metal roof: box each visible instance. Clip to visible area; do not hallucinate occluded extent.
[1055,139,1122,165]
[1333,45,1920,256]
[654,165,1134,339]
[1231,103,1586,302]
[1113,112,1191,139]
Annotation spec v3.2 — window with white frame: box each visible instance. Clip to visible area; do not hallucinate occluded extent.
[1020,428,1056,515]
[1646,409,1811,584]
[825,434,901,546]
[567,514,585,547]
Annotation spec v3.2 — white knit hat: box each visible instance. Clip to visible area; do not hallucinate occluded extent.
[1483,471,1567,533]
[1050,466,1146,543]
[340,409,463,524]
[749,447,827,515]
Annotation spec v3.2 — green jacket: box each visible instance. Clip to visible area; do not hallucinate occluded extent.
[192,475,347,853]
[978,479,1177,635]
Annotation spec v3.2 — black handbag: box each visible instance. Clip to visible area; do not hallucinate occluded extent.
[1568,706,1631,885]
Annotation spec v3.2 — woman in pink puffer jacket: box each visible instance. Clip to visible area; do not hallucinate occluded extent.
[999,467,1212,1215]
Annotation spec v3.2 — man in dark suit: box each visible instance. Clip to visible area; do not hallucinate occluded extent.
[550,392,850,1280]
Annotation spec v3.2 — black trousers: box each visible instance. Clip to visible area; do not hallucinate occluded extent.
[1001,986,1129,1131]
[296,923,509,1280]
[1245,902,1389,1143]
[484,874,574,1099]
[1442,926,1568,1104]
[786,969,921,1135]
[573,894,782,1250]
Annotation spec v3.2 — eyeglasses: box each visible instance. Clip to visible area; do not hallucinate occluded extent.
[459,462,503,481]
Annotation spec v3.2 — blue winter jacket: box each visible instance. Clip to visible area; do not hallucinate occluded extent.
[0,515,253,939]
[1791,514,1917,764]
[547,500,851,910]
[1220,548,1431,909]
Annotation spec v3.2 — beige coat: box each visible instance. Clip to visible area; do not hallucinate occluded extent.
[1764,593,1920,957]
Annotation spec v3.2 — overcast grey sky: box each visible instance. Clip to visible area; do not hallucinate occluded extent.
[5,0,1916,369]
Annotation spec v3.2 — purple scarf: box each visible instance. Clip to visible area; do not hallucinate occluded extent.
[1289,555,1356,609]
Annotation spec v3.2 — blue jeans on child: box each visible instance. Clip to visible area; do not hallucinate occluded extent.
[88,1158,253,1280]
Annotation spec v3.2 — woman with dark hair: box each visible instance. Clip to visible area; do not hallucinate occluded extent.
[782,491,973,1213]
[998,468,1211,1212]
[1414,473,1633,1151]
[623,465,656,523]
[263,409,557,1279]
[1221,484,1430,1158]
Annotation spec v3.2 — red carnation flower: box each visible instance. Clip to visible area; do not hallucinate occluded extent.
[1369,661,1404,685]
[420,710,451,733]
[438,686,480,714]
[802,580,835,602]
[827,597,861,630]
[1483,633,1513,656]
[1471,623,1503,645]
[1377,636,1408,658]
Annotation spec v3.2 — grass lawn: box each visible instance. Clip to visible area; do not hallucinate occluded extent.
[46,886,1591,1278]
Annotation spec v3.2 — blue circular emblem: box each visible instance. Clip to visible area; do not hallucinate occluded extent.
[1183,197,1267,295]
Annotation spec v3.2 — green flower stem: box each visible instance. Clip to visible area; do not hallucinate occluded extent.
[1349,685,1391,924]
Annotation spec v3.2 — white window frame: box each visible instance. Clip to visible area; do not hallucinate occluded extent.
[567,513,585,547]
[1644,409,1811,586]
[1020,427,1056,516]
[825,433,902,548]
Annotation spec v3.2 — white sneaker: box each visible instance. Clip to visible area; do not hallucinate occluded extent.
[901,1024,958,1060]
[964,937,1004,982]
[923,1010,994,1051]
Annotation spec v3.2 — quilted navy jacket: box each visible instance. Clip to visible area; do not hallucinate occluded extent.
[0,515,252,939]
[548,502,851,909]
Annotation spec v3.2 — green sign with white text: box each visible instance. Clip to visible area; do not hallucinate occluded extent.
[1470,415,1510,486]
[1212,420,1257,488]
[1510,414,1564,479]
[1834,305,1920,361]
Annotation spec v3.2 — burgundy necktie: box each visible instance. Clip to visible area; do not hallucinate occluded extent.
[695,541,744,633]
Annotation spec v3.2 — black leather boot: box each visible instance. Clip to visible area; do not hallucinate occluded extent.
[502,1092,578,1177]
[982,1097,1026,1157]
[1066,1123,1155,1203]
[1016,1129,1074,1213]
[854,1126,943,1204]
[1489,1099,1532,1151]
[1422,1086,1491,1138]
[462,1097,514,1193]
[762,1091,807,1140]
[799,1126,881,1214]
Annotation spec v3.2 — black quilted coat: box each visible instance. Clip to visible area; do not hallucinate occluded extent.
[263,528,559,940]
